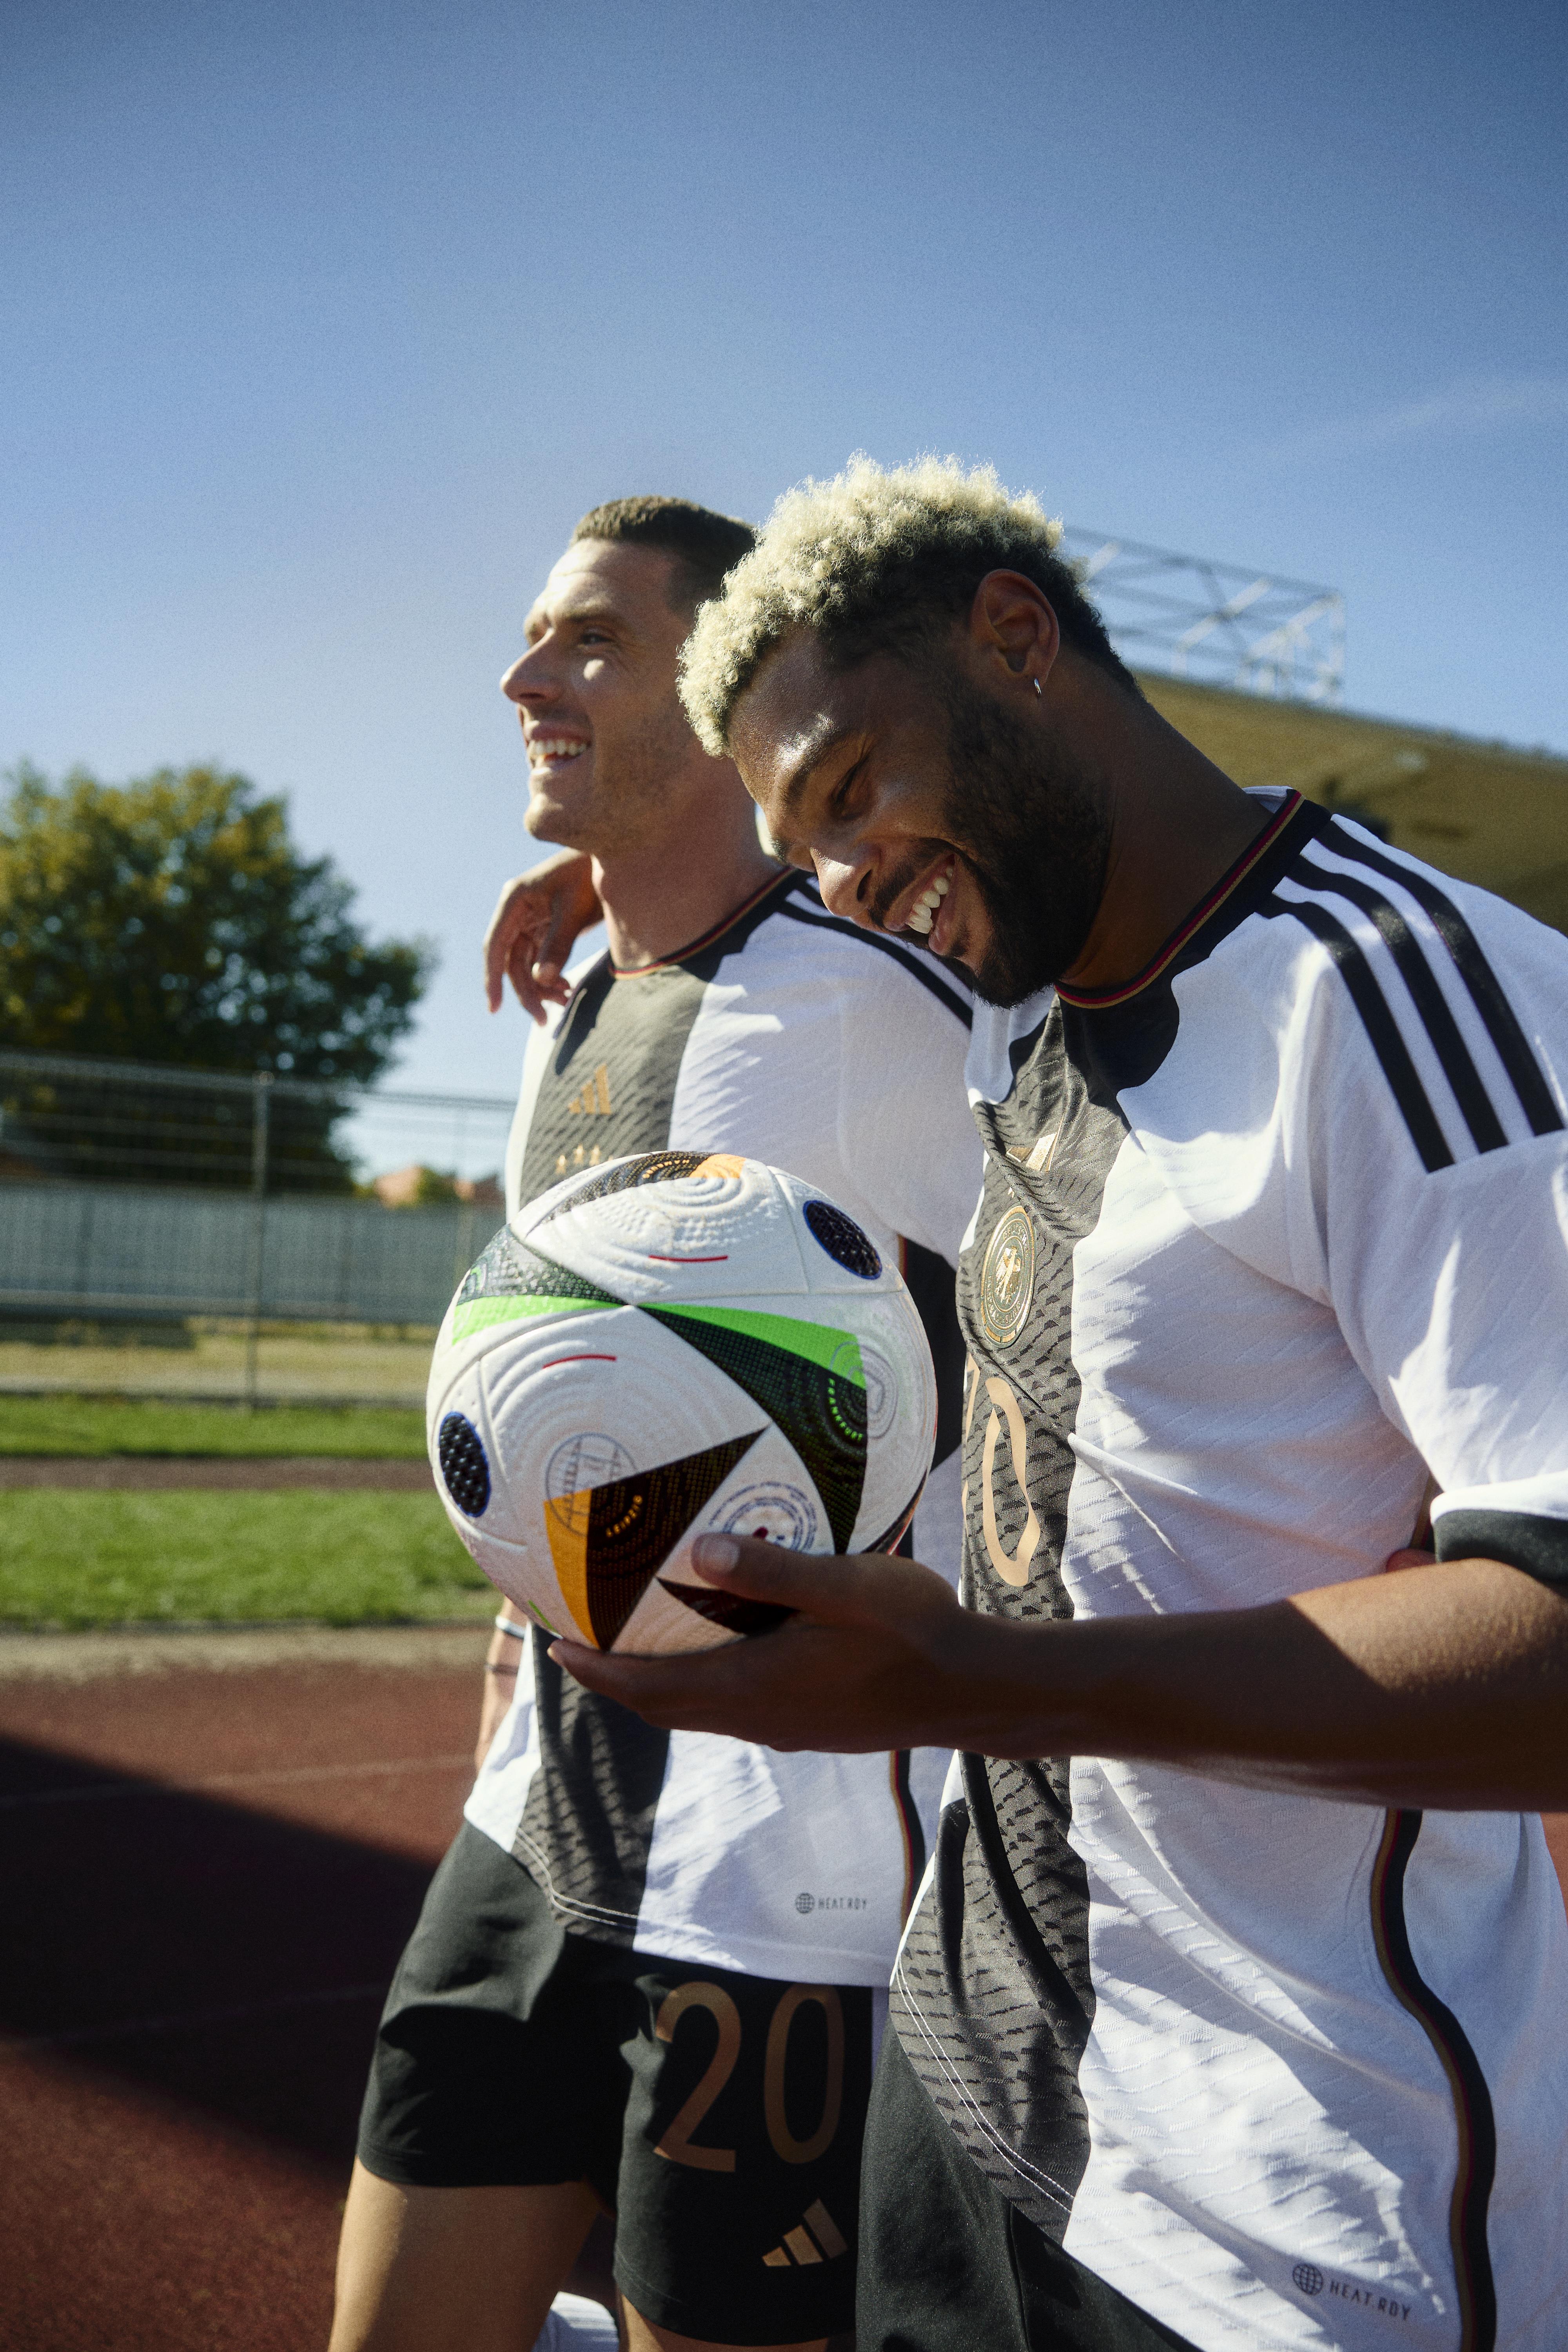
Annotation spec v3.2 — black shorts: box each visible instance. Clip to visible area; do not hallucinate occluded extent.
[856,2029,1199,2352]
[358,1822,874,2346]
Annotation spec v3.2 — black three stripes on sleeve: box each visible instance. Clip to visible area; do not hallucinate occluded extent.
[1270,892,1455,1173]
[1323,823,1563,1138]
[1295,855,1506,1154]
[1265,828,1563,1174]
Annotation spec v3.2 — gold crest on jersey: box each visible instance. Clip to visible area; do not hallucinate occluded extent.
[979,1202,1035,1347]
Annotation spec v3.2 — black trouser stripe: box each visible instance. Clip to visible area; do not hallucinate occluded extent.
[891,1750,926,1924]
[773,900,974,1028]
[1265,895,1453,1171]
[1371,1811,1497,2350]
[1323,822,1564,1137]
[1293,854,1506,1153]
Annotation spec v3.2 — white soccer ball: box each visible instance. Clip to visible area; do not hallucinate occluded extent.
[426,1151,936,1655]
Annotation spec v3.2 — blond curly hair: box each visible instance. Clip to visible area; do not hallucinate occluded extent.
[677,453,1132,753]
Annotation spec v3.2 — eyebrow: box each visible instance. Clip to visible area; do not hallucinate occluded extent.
[524,598,627,641]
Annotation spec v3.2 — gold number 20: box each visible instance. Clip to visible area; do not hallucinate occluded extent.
[653,1980,846,2172]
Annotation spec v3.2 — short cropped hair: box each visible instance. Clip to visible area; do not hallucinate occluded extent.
[571,496,756,618]
[678,455,1138,753]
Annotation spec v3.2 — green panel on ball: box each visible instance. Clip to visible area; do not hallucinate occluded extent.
[641,1306,867,1551]
[452,1294,608,1342]
[651,1303,864,1383]
[457,1229,623,1312]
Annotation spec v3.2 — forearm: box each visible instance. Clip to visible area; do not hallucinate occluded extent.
[561,1541,1568,1809]
[474,1604,528,1770]
[958,1556,1568,1809]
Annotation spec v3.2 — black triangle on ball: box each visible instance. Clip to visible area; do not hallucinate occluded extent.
[657,1580,795,1637]
[641,1308,866,1552]
[582,1428,762,1648]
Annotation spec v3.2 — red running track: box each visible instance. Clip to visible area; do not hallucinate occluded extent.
[2,1631,1564,2350]
[0,1630,485,2351]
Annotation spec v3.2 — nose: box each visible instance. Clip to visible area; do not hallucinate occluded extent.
[500,641,554,706]
[813,849,873,925]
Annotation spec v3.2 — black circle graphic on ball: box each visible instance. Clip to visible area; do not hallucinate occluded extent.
[803,1199,881,1279]
[438,1412,491,1517]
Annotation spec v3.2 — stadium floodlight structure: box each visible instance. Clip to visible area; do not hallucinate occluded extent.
[1058,526,1345,704]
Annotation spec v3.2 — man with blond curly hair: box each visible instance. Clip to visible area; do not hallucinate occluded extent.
[567,457,1568,2351]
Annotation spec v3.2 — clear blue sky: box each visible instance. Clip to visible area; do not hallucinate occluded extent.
[4,0,1564,1102]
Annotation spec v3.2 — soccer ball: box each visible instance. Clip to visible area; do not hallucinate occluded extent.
[426,1151,936,1655]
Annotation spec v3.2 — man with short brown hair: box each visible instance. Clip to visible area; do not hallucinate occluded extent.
[330,494,980,2352]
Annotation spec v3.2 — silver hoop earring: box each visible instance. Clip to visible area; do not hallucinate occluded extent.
[1032,676,1042,697]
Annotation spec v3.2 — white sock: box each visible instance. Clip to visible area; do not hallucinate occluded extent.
[530,2290,619,2350]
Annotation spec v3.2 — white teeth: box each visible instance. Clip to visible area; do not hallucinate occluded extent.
[907,867,951,934]
[530,738,586,761]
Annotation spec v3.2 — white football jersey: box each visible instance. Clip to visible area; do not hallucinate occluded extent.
[466,869,982,1983]
[894,792,1568,2348]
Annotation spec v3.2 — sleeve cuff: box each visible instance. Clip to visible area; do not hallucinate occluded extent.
[1432,1508,1568,1593]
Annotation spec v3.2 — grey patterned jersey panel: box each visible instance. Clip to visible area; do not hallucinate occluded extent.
[894,996,1132,2241]
[514,956,708,1208]
[514,1624,671,1933]
[511,956,713,1935]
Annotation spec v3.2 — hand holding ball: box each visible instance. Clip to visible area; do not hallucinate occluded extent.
[427,1152,937,1655]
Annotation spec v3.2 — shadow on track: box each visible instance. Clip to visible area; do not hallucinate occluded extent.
[0,1731,432,2163]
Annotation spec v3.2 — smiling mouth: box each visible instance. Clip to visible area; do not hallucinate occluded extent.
[901,857,955,947]
[528,736,589,769]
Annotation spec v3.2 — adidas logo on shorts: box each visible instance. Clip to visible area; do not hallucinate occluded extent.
[760,2199,848,2269]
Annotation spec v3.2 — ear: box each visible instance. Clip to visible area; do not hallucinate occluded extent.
[967,570,1061,691]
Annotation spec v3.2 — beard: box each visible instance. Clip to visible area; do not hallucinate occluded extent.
[873,668,1112,1006]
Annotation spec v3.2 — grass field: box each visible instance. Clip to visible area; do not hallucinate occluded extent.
[0,1320,434,1407]
[0,1490,490,1629]
[0,1394,426,1457]
[0,1396,481,1628]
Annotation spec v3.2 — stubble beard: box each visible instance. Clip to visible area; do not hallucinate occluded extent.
[525,689,694,860]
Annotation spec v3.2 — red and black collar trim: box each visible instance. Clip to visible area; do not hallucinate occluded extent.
[1055,791,1305,1012]
[609,869,797,978]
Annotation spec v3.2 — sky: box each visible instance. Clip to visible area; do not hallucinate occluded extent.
[4,0,1564,1115]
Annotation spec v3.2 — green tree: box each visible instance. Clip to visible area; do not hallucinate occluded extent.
[0,763,434,1189]
[0,762,429,1076]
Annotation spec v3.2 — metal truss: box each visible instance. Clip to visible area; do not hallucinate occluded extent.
[1057,526,1345,704]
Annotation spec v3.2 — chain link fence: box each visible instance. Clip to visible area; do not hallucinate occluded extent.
[0,1051,516,1404]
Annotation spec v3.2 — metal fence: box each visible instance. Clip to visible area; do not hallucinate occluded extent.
[0,1179,501,1327]
[0,1048,515,1197]
[0,1051,517,1394]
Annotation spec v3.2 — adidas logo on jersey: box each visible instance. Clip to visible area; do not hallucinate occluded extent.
[566,1062,613,1118]
[760,2199,848,2269]
[556,1065,614,1165]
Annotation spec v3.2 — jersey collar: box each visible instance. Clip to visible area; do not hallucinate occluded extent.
[609,868,800,978]
[1055,791,1308,1012]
